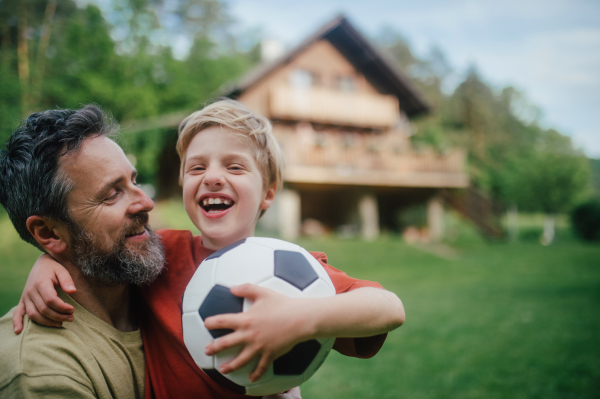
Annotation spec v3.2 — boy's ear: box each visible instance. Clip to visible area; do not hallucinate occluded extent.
[26,216,70,255]
[260,183,277,210]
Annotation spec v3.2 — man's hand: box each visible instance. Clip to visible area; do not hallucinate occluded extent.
[13,254,77,334]
[203,284,314,383]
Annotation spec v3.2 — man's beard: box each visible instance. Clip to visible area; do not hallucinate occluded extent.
[69,213,165,286]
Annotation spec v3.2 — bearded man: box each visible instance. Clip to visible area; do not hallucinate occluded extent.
[0,105,164,398]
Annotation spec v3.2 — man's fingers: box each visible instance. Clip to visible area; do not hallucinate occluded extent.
[56,267,77,294]
[31,292,73,323]
[39,281,74,314]
[12,300,25,334]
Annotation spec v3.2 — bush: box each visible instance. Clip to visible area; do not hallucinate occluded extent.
[571,199,600,242]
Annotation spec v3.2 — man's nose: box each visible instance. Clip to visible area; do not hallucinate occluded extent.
[129,184,155,214]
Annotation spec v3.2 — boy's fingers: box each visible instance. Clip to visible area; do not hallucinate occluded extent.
[12,301,25,334]
[56,268,77,294]
[249,355,272,382]
[204,313,241,332]
[24,298,63,328]
[39,282,74,314]
[31,293,73,322]
[230,283,262,299]
[219,346,259,375]
[205,331,243,355]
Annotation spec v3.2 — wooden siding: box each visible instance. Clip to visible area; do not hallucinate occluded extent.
[269,85,399,128]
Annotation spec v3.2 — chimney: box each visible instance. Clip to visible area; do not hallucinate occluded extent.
[261,39,285,63]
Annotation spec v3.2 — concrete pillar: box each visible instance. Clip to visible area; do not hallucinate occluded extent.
[359,194,379,241]
[427,196,444,242]
[278,189,301,241]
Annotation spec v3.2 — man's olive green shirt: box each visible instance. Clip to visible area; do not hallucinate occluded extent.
[0,292,144,398]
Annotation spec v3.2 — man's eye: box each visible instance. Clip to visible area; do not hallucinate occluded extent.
[106,191,120,201]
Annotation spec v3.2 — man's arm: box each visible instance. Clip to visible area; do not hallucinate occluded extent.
[204,284,405,382]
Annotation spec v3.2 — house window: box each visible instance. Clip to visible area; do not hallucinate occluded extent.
[290,69,316,89]
[337,75,355,92]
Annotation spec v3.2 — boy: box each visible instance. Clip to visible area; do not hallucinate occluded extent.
[13,99,405,398]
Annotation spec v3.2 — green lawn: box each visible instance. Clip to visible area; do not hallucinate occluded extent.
[1,206,599,398]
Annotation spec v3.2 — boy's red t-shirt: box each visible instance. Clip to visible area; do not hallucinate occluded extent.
[140,229,387,399]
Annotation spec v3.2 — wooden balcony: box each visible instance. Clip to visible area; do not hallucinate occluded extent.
[275,130,469,188]
[269,85,400,129]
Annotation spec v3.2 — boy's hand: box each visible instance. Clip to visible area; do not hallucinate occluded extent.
[203,284,314,383]
[13,254,77,334]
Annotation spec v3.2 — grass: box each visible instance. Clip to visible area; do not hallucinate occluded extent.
[0,203,599,398]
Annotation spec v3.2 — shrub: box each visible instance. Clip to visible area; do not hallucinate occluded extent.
[571,199,600,242]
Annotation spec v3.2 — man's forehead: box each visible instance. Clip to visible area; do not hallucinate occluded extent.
[60,136,132,190]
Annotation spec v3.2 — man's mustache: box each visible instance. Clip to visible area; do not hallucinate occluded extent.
[123,212,150,237]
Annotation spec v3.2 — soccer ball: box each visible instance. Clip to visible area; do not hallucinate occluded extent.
[181,237,336,396]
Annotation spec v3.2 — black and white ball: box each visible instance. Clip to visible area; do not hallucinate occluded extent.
[181,237,336,396]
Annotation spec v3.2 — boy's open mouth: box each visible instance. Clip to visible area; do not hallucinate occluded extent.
[201,196,234,214]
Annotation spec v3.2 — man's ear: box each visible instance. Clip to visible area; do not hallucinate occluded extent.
[260,183,277,211]
[26,216,69,254]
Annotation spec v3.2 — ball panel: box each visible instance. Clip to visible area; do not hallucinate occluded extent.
[215,244,275,287]
[245,375,304,396]
[216,350,271,389]
[246,237,301,252]
[300,279,335,299]
[182,313,214,369]
[199,285,244,338]
[182,258,218,314]
[206,238,247,260]
[301,337,335,383]
[273,340,321,375]
[258,277,303,298]
[299,248,335,292]
[202,369,246,395]
[274,250,319,290]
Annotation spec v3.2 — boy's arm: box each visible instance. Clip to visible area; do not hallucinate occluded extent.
[204,284,404,382]
[12,254,77,334]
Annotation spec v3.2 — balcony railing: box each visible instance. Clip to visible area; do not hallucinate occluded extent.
[269,85,400,129]
[275,130,468,188]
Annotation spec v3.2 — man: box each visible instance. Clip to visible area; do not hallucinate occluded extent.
[0,105,165,398]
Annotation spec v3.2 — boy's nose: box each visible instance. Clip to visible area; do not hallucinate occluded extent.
[203,168,225,188]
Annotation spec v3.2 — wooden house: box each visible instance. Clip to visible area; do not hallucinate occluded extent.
[224,15,469,240]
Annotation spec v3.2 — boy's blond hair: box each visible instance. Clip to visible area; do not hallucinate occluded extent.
[176,99,284,192]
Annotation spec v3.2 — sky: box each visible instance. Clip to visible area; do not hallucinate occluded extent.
[227,0,600,158]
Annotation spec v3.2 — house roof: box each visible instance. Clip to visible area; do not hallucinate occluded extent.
[223,14,429,117]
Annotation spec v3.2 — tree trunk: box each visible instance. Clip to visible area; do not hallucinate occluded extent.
[17,1,30,114]
[31,0,57,108]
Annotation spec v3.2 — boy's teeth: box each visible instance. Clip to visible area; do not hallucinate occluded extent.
[202,197,232,208]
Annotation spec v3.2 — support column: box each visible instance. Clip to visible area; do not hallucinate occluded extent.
[427,196,444,242]
[278,189,301,241]
[359,194,379,241]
